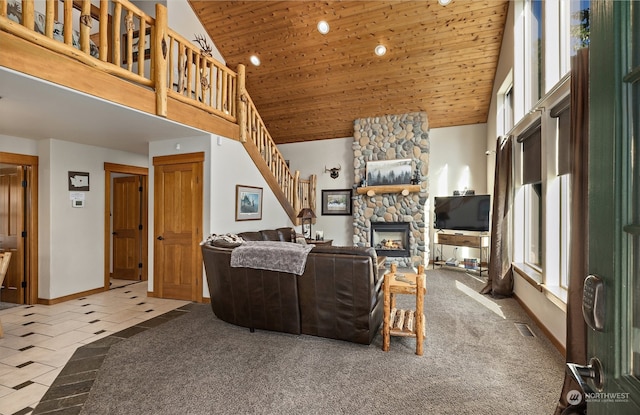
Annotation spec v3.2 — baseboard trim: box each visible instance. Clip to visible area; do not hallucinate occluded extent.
[513,293,566,358]
[38,286,107,305]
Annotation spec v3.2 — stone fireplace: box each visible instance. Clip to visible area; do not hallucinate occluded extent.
[352,112,429,267]
[371,222,411,257]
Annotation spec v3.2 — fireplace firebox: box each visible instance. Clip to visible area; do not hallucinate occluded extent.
[371,222,411,257]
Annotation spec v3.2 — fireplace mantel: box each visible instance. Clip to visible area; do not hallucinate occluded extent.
[355,184,421,196]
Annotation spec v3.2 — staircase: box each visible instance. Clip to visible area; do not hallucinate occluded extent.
[0,0,316,224]
[236,65,316,225]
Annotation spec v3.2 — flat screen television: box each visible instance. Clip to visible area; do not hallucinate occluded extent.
[434,195,491,232]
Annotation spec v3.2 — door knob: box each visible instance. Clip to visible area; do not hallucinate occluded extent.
[157,236,164,240]
[566,357,604,394]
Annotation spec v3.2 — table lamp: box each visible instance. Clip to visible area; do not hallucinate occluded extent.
[297,208,316,239]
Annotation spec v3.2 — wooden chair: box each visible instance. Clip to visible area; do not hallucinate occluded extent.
[0,252,12,338]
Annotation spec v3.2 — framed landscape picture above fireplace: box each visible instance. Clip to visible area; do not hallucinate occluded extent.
[321,189,352,215]
[366,158,412,186]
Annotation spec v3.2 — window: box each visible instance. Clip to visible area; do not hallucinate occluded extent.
[518,121,543,269]
[524,183,543,268]
[570,0,590,53]
[503,86,514,135]
[559,174,571,288]
[527,0,544,106]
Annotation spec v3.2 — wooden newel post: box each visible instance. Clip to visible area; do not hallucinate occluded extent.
[237,64,247,142]
[154,4,168,117]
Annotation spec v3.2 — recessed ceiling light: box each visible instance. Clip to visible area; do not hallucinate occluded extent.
[249,55,261,66]
[374,44,387,56]
[438,0,452,5]
[317,20,330,35]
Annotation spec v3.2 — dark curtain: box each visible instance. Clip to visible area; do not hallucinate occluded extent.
[481,136,513,297]
[555,47,589,415]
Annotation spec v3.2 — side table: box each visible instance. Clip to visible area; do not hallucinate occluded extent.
[382,263,427,356]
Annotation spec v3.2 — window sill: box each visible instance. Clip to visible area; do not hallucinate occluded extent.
[513,263,543,291]
[512,263,568,311]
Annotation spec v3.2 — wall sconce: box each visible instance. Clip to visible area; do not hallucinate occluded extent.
[297,208,316,239]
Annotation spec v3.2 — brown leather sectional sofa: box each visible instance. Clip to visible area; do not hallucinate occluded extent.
[201,227,384,344]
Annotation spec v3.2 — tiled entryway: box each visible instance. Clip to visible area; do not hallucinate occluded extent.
[0,280,189,415]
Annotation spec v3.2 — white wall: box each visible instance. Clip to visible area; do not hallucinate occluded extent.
[38,139,147,299]
[278,137,355,247]
[429,124,489,262]
[210,136,292,235]
[0,135,39,155]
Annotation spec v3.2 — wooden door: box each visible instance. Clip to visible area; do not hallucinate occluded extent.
[112,176,142,280]
[0,165,24,303]
[153,153,203,301]
[581,1,640,413]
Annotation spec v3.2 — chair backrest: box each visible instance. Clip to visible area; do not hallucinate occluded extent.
[0,252,11,287]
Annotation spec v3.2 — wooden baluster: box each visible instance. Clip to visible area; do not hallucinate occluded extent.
[99,0,108,62]
[44,0,54,38]
[112,2,122,65]
[138,19,146,77]
[187,48,193,98]
[22,0,34,31]
[216,67,222,111]
[79,0,91,54]
[194,48,201,100]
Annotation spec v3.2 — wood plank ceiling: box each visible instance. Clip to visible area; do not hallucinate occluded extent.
[188,1,509,144]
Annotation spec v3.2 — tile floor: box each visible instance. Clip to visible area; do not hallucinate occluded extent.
[0,280,189,415]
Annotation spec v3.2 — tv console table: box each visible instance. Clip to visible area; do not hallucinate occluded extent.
[432,232,490,276]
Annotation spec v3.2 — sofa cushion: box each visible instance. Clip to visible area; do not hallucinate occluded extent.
[276,227,296,242]
[237,231,264,241]
[259,229,281,241]
[311,245,377,261]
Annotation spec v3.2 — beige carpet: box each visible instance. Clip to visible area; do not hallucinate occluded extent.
[52,269,566,415]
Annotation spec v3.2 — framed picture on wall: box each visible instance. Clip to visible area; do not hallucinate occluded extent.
[235,185,263,221]
[366,158,412,186]
[68,171,90,191]
[321,189,352,216]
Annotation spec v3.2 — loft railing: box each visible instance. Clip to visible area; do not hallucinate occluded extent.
[0,0,314,221]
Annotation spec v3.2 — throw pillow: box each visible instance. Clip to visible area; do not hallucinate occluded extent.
[205,233,245,248]
[295,234,307,245]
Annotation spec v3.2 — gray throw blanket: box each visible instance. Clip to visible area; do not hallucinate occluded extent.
[230,241,314,275]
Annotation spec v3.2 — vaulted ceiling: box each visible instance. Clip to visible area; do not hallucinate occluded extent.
[188,1,508,144]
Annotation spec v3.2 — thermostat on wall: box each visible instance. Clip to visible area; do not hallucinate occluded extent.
[72,199,84,208]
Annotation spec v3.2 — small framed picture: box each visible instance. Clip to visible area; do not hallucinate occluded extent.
[321,189,352,216]
[68,171,90,191]
[235,185,263,221]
